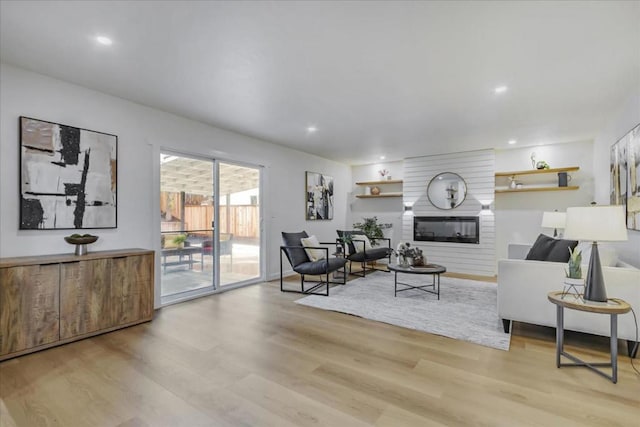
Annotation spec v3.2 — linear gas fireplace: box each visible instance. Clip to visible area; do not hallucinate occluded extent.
[414,216,480,244]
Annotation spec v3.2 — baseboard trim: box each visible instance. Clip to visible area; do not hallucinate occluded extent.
[442,272,497,283]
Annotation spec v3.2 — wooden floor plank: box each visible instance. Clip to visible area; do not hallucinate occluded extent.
[230,373,371,426]
[0,278,638,426]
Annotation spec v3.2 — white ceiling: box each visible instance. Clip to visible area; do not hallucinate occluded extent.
[1,1,639,165]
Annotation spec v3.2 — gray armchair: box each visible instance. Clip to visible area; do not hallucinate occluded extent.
[336,230,392,277]
[280,231,348,296]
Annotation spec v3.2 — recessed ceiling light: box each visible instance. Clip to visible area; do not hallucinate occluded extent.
[494,85,508,94]
[306,126,317,133]
[96,36,113,46]
[508,140,517,145]
[380,155,386,160]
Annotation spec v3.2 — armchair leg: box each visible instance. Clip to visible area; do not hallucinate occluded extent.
[280,248,285,292]
[502,319,511,333]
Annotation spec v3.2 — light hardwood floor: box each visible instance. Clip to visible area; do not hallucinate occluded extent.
[1,276,638,426]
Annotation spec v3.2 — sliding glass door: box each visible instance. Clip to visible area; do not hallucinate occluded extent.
[159,153,262,302]
[218,162,261,286]
[160,153,215,299]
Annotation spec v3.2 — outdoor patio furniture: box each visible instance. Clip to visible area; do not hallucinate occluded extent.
[161,246,203,273]
[202,233,233,262]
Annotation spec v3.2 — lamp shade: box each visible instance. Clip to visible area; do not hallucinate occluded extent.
[564,205,628,242]
[541,211,566,229]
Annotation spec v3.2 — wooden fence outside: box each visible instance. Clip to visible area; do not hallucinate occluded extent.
[183,205,259,238]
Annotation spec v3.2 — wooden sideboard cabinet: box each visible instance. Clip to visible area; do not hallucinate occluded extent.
[0,249,154,361]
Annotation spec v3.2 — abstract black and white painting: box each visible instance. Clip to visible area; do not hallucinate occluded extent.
[610,123,640,231]
[306,171,334,220]
[625,124,640,230]
[20,117,117,229]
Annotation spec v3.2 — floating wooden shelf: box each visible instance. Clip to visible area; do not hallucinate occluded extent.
[495,166,579,178]
[355,179,403,185]
[356,192,403,198]
[495,186,580,194]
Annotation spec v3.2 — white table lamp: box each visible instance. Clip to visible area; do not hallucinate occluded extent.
[564,205,628,302]
[541,211,566,238]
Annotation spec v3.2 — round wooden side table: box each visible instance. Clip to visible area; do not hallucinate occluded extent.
[547,291,631,383]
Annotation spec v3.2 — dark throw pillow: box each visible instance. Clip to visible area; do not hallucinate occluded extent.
[525,234,578,263]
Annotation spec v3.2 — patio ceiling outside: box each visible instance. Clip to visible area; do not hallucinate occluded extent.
[160,156,259,196]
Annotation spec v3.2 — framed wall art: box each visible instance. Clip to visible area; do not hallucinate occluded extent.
[305,171,334,220]
[610,123,640,231]
[20,116,117,229]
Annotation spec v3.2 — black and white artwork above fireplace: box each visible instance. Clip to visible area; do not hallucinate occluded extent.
[20,116,117,230]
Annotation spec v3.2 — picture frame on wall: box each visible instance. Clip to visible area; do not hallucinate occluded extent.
[305,171,334,220]
[610,142,623,205]
[626,124,640,230]
[610,123,640,231]
[20,116,117,230]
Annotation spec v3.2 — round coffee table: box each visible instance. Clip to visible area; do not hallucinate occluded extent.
[388,263,447,299]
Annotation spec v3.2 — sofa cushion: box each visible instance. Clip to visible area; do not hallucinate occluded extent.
[525,234,578,263]
[294,257,348,275]
[347,246,391,262]
[352,234,373,253]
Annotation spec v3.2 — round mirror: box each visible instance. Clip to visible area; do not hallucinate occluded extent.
[427,172,467,210]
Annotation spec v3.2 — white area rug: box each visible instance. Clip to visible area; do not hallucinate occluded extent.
[296,272,511,351]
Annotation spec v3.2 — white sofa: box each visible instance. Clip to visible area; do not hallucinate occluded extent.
[498,244,639,357]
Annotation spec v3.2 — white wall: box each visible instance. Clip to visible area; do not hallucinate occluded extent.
[403,150,496,277]
[494,140,595,260]
[0,64,351,306]
[593,90,640,267]
[349,160,403,248]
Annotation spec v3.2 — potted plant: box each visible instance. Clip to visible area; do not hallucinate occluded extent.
[394,242,425,267]
[172,234,187,248]
[412,247,425,266]
[378,169,390,180]
[565,247,582,283]
[336,234,353,255]
[353,216,392,245]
